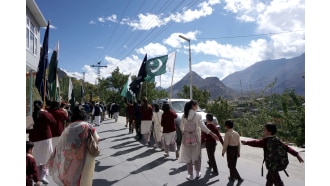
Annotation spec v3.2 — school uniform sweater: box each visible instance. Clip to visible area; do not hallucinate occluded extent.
[161,110,178,133]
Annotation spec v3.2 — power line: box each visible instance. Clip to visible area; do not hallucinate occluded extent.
[197,30,305,40]
[95,0,132,63]
[119,0,191,59]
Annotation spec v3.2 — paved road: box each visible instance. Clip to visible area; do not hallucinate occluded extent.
[45,116,305,186]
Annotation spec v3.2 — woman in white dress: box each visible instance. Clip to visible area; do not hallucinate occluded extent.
[152,103,163,148]
[179,100,219,181]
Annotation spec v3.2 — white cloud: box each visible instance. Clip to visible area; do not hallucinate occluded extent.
[97,17,106,23]
[135,43,168,57]
[268,32,305,58]
[189,38,270,79]
[123,13,165,30]
[97,14,117,23]
[121,0,220,30]
[106,15,117,22]
[67,55,145,85]
[193,0,305,77]
[224,0,253,14]
[164,31,200,48]
[256,0,305,33]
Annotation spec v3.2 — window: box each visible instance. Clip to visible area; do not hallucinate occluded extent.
[26,16,38,55]
[26,17,29,49]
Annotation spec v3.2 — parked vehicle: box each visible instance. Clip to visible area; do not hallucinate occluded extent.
[152,98,218,146]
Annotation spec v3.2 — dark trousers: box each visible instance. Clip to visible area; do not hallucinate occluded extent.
[266,170,284,186]
[226,145,241,180]
[135,119,142,138]
[128,117,133,133]
[205,142,218,173]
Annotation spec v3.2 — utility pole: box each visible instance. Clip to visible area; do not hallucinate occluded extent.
[81,72,85,103]
[91,61,107,101]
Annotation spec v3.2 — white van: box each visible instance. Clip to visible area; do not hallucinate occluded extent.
[152,98,219,146]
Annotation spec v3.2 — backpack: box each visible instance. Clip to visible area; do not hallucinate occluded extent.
[183,113,198,146]
[262,136,289,177]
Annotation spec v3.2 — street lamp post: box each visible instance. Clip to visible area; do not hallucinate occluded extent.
[178,35,192,100]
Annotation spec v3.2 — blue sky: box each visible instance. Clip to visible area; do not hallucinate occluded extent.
[34,0,305,88]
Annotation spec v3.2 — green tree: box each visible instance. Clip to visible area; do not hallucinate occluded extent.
[26,76,42,114]
[177,85,210,108]
[206,97,233,127]
[138,81,169,103]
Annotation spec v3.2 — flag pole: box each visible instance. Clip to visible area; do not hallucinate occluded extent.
[43,68,47,109]
[145,82,147,98]
[160,75,162,98]
[169,52,177,102]
[139,82,143,100]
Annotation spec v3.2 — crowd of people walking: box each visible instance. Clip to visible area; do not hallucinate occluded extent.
[27,98,304,186]
[26,100,104,185]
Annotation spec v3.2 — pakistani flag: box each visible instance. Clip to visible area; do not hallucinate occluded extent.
[48,42,60,101]
[68,77,73,101]
[68,77,75,109]
[35,21,50,101]
[121,74,134,100]
[146,52,176,78]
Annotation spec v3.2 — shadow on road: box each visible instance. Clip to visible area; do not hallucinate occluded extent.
[98,128,126,134]
[127,148,158,161]
[110,146,143,157]
[176,168,220,186]
[130,156,173,174]
[99,133,127,142]
[111,140,137,149]
[92,179,119,186]
[112,136,133,142]
[169,164,186,175]
[94,160,114,172]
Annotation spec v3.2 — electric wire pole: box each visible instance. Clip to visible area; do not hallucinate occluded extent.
[91,61,107,101]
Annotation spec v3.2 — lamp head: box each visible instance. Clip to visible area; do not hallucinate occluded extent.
[178,35,190,42]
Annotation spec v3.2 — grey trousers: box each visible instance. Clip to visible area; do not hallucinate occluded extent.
[187,156,201,175]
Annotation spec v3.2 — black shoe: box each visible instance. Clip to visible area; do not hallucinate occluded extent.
[228,177,235,182]
[237,178,244,186]
[212,171,219,176]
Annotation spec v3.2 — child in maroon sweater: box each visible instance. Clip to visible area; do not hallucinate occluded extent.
[26,141,41,186]
[201,113,224,175]
[241,123,304,186]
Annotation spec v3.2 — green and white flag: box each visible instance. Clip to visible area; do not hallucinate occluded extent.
[68,77,73,101]
[146,51,176,77]
[121,74,134,100]
[48,41,60,102]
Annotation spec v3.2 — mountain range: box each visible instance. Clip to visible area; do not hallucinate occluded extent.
[167,53,305,99]
[165,71,238,99]
[222,53,305,96]
[59,53,305,99]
